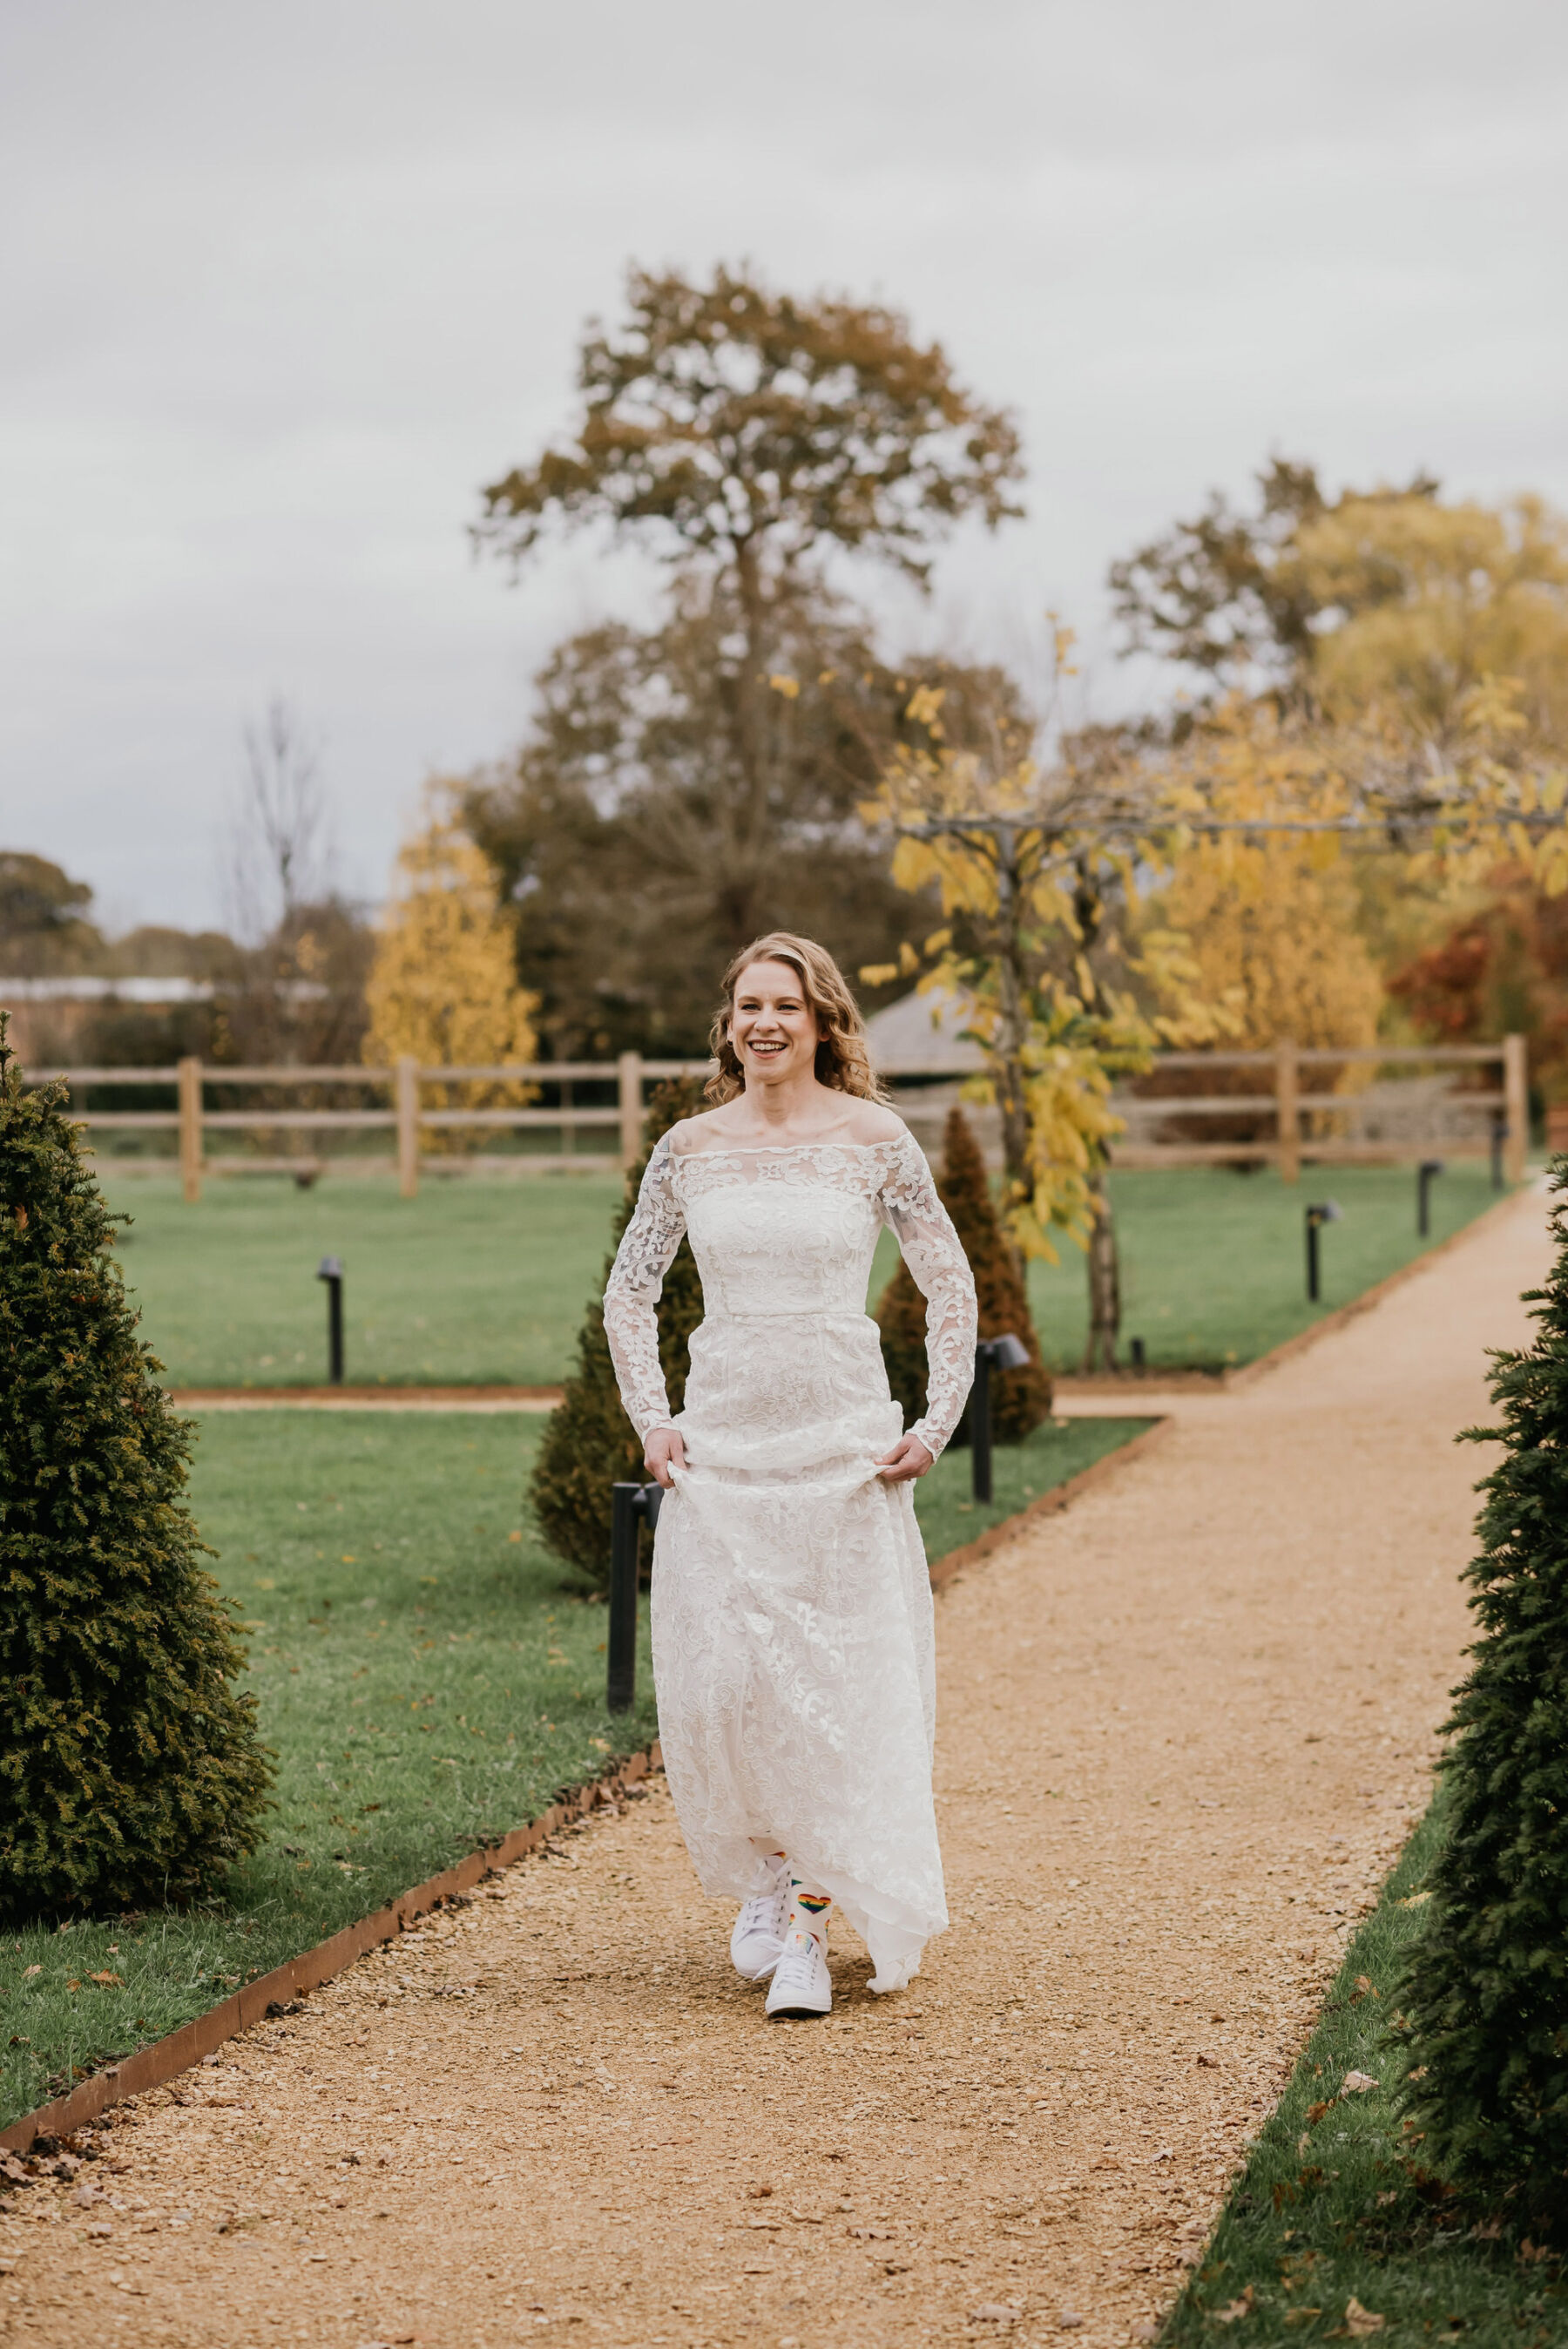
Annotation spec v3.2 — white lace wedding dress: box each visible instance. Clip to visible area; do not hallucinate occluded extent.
[604,1127,977,1992]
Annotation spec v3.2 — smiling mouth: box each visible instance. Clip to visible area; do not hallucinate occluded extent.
[747,1039,787,1056]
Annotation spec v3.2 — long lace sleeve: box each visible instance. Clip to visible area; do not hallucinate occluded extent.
[879,1131,977,1460]
[603,1136,687,1443]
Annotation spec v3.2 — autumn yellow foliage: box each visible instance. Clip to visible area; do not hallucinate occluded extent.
[1293,493,1568,749]
[862,721,1234,1261]
[364,790,538,1147]
[1154,706,1384,1054]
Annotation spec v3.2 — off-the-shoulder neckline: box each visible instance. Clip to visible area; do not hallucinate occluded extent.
[665,1134,909,1161]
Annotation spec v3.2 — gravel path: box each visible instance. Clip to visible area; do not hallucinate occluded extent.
[3,1187,1551,2349]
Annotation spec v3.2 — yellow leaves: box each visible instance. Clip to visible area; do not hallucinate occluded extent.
[902,683,947,736]
[858,962,900,989]
[898,941,921,978]
[1295,491,1568,741]
[364,785,540,1145]
[1047,613,1079,678]
[767,673,801,700]
[1152,701,1382,1053]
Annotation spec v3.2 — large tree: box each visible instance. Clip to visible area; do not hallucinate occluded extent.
[1106,457,1438,694]
[0,853,104,978]
[472,262,1024,1032]
[465,577,1026,1056]
[1108,461,1568,755]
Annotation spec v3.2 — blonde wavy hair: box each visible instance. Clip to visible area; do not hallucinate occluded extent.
[706,932,890,1106]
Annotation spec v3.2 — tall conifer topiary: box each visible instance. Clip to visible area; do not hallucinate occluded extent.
[0,1021,272,1920]
[531,1080,706,1586]
[877,1105,1051,1445]
[1398,1165,1568,2233]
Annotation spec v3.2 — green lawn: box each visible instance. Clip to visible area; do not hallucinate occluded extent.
[1162,1796,1566,2347]
[1027,1162,1506,1374]
[0,1411,654,2131]
[104,1170,623,1388]
[104,1162,1511,1391]
[0,1404,1147,2131]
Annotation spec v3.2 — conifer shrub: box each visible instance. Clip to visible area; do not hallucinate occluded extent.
[530,1080,706,1587]
[876,1105,1052,1445]
[0,1023,273,1921]
[1398,1163,1568,2235]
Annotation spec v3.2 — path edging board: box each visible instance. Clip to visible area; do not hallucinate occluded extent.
[0,1743,661,2155]
[1,1414,1169,2156]
[166,1384,563,1411]
[1057,1181,1534,1402]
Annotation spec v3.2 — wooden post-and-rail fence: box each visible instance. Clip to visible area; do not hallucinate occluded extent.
[20,1055,711,1202]
[18,1036,1529,1202]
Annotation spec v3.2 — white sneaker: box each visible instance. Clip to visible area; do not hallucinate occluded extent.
[730,1856,790,1982]
[765,1931,832,2019]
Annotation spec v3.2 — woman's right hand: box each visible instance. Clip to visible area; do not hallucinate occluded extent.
[644,1426,687,1490]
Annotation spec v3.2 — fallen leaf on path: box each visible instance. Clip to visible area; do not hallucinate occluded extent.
[969,2308,1022,2330]
[1343,2297,1385,2335]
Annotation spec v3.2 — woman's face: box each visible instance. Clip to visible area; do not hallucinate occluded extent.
[729,959,823,1086]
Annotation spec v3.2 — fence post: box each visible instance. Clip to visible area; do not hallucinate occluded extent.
[1503,1033,1528,1185]
[1275,1038,1300,1185]
[395,1057,420,1198]
[618,1051,644,1170]
[177,1056,203,1203]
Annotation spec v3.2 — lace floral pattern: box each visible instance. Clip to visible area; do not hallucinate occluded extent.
[604,1132,977,1459]
[602,1128,978,1991]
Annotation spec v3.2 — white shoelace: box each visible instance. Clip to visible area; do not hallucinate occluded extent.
[738,1872,790,1939]
[772,1935,824,1991]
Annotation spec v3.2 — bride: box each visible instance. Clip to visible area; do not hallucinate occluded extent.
[604,932,977,2018]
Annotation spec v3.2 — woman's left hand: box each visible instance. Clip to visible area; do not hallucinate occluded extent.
[875,1434,935,1484]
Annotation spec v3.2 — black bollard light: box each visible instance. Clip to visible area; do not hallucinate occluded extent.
[1417,1156,1446,1238]
[1130,1337,1147,1373]
[1304,1201,1342,1303]
[315,1255,344,1385]
[607,1480,661,1714]
[1490,1111,1506,1193]
[970,1332,1032,1505]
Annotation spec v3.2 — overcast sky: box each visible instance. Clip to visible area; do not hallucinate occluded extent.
[3,0,1565,936]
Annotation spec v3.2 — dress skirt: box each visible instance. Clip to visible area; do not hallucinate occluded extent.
[651,1308,949,1993]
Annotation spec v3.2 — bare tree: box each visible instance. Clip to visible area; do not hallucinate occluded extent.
[218,701,371,1079]
[226,698,332,944]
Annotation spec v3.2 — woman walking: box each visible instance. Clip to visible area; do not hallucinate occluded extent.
[605,933,977,2018]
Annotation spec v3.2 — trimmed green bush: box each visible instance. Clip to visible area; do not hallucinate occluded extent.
[877,1104,1052,1445]
[530,1080,706,1586]
[0,1022,273,1920]
[1399,1161,1568,2234]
